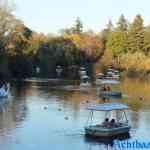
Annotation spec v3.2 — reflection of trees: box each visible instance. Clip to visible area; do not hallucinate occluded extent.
[0,96,28,134]
[48,86,96,120]
[0,82,29,134]
[142,111,150,128]
[128,111,140,130]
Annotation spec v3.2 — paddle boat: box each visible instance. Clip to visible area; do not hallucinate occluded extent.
[79,67,87,77]
[106,69,120,80]
[97,79,122,98]
[95,69,120,86]
[0,83,10,98]
[95,73,105,85]
[80,75,91,88]
[99,91,122,98]
[85,103,131,138]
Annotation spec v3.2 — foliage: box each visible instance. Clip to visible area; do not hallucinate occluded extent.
[60,17,83,35]
[1,3,150,80]
[66,33,104,62]
[127,15,144,53]
[119,52,150,71]
[107,31,127,57]
[36,37,81,77]
[116,14,128,31]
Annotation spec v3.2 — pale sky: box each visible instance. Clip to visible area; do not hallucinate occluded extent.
[13,0,150,34]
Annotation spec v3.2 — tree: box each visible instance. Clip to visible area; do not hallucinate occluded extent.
[116,14,128,31]
[0,0,20,79]
[66,33,104,62]
[143,31,150,55]
[36,37,80,78]
[106,20,114,32]
[99,20,114,51]
[6,24,32,56]
[127,15,144,53]
[107,31,127,57]
[72,17,83,34]
[60,17,83,35]
[106,15,128,57]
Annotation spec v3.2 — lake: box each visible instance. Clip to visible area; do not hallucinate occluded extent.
[0,78,150,150]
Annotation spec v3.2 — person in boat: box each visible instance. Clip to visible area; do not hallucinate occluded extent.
[107,86,111,91]
[109,119,118,127]
[102,85,107,91]
[102,118,109,126]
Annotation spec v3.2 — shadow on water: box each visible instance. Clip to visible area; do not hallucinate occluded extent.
[85,133,130,150]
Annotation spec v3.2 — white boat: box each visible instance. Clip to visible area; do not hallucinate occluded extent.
[95,73,105,85]
[96,79,122,98]
[79,67,87,77]
[96,69,120,86]
[0,83,10,98]
[85,103,131,138]
[106,69,120,80]
[80,75,91,88]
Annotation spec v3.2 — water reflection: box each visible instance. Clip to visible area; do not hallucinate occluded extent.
[85,133,130,150]
[0,97,27,135]
[0,78,149,149]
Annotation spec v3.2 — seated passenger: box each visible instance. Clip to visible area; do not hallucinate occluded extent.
[102,86,107,91]
[102,118,109,126]
[109,119,116,127]
[107,86,111,91]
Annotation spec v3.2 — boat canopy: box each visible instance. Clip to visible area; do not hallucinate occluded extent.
[100,80,120,85]
[80,67,86,70]
[86,103,129,111]
[96,73,104,76]
[81,75,89,79]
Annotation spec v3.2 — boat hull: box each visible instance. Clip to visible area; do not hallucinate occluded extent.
[99,91,122,98]
[85,125,130,138]
[80,83,91,87]
[0,95,8,99]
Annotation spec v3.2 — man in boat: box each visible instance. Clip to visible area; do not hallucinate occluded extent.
[109,119,115,126]
[102,118,109,126]
[102,85,107,91]
[107,86,111,91]
[102,118,117,128]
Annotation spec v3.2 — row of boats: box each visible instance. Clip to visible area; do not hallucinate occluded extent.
[79,67,131,139]
[80,68,120,86]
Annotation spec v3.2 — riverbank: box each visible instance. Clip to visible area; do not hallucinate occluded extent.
[11,78,80,86]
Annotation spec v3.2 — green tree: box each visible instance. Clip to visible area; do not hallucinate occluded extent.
[107,31,127,57]
[100,20,114,50]
[60,17,83,35]
[72,17,83,34]
[7,24,32,56]
[0,1,20,79]
[116,14,128,31]
[106,20,114,32]
[127,15,144,53]
[36,37,80,78]
[143,31,150,55]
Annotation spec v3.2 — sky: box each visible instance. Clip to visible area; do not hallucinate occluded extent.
[12,0,150,34]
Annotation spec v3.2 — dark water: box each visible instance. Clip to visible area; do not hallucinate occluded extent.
[0,78,150,150]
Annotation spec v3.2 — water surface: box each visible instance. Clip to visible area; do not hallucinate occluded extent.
[0,78,150,150]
